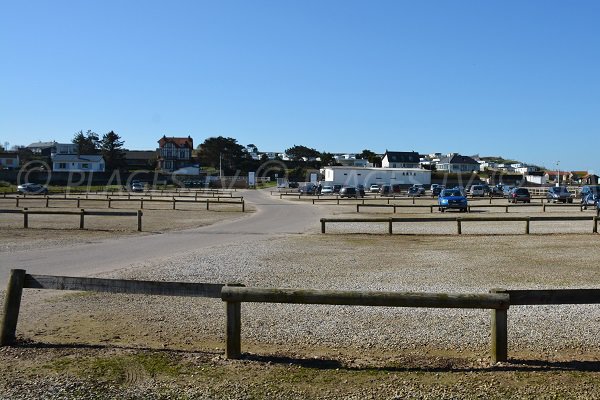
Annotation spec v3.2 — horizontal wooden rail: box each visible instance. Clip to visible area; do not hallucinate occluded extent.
[0,269,229,346]
[503,289,600,305]
[321,215,599,235]
[0,208,143,231]
[221,287,510,309]
[221,286,509,360]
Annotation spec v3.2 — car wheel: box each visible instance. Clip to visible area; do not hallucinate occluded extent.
[440,208,445,212]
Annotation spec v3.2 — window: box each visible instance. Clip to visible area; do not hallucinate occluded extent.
[81,163,89,169]
[58,163,67,169]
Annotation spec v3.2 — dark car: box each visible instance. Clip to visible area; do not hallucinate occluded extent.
[298,184,316,195]
[438,188,468,212]
[581,193,599,210]
[333,184,342,193]
[356,184,366,197]
[508,187,531,203]
[432,185,445,197]
[339,186,358,198]
[407,187,421,197]
[489,185,504,197]
[580,185,600,200]
[379,185,392,196]
[547,186,573,203]
[17,183,48,195]
[288,181,299,189]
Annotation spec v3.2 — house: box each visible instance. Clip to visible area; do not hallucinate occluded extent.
[53,143,79,155]
[436,154,480,173]
[124,150,158,170]
[321,166,431,187]
[0,152,19,169]
[26,141,57,156]
[157,136,194,172]
[525,172,547,185]
[544,170,570,185]
[381,151,421,168]
[515,165,539,174]
[52,154,105,172]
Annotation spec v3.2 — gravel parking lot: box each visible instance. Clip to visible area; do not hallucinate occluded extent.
[2,195,600,398]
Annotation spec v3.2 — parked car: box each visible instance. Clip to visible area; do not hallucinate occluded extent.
[407,187,421,197]
[299,184,316,195]
[391,184,402,194]
[502,186,514,198]
[333,184,342,193]
[546,186,573,203]
[489,185,504,197]
[288,181,299,189]
[580,185,600,199]
[356,184,366,197]
[379,185,392,196]
[131,182,145,192]
[581,193,599,210]
[454,186,467,197]
[508,187,531,203]
[412,184,426,196]
[369,184,380,193]
[17,183,48,195]
[340,186,358,198]
[470,185,485,197]
[321,185,334,195]
[432,185,445,197]
[438,188,468,212]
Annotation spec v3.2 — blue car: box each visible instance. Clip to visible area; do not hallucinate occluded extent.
[438,189,468,212]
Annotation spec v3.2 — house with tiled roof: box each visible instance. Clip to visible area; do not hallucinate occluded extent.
[381,151,420,168]
[157,136,194,172]
[437,153,480,173]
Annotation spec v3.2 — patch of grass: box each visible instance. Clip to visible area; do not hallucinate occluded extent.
[46,353,182,383]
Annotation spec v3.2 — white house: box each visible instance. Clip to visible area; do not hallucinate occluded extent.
[525,174,547,185]
[515,165,539,174]
[321,166,431,187]
[52,154,105,172]
[437,154,480,173]
[381,151,421,168]
[53,143,79,155]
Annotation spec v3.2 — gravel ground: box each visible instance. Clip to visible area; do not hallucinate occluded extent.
[3,203,600,398]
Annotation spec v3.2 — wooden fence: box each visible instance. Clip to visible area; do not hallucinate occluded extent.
[2,270,600,364]
[320,215,600,235]
[355,203,593,214]
[0,208,143,231]
[4,196,245,212]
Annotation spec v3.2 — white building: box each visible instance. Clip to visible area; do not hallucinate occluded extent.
[321,166,431,187]
[52,154,105,172]
[381,151,421,168]
[515,165,539,174]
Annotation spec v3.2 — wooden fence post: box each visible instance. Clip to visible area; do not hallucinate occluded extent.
[525,217,530,234]
[108,198,112,208]
[0,269,26,346]
[23,208,28,228]
[172,198,176,210]
[542,204,546,212]
[15,197,19,208]
[388,218,393,235]
[593,216,598,234]
[225,283,244,359]
[45,197,49,208]
[79,209,85,229]
[242,200,245,212]
[137,210,143,231]
[490,289,508,363]
[356,204,360,213]
[77,197,81,208]
[206,200,210,210]
[456,218,462,235]
[140,199,144,209]
[321,219,326,234]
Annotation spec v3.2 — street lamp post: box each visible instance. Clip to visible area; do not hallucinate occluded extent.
[556,161,560,187]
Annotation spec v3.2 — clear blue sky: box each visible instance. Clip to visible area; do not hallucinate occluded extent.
[1,0,598,173]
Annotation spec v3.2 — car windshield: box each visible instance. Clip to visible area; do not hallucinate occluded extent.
[442,190,461,197]
[589,187,600,195]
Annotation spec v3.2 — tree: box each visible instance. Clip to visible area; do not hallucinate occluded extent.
[197,136,247,174]
[99,131,126,171]
[319,152,336,166]
[357,149,382,167]
[73,130,100,154]
[285,145,320,161]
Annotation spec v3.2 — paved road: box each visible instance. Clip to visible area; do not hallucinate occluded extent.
[0,189,326,285]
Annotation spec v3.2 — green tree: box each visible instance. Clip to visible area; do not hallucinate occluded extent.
[73,130,100,154]
[197,136,247,174]
[357,149,382,166]
[319,152,336,166]
[99,131,126,171]
[285,145,320,161]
